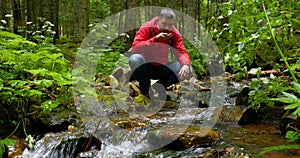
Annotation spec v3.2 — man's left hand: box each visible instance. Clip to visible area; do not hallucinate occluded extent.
[179,65,189,80]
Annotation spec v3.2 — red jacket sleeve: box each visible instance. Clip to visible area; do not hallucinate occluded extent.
[171,32,191,66]
[132,26,158,54]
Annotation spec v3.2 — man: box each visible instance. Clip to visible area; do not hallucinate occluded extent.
[129,8,192,99]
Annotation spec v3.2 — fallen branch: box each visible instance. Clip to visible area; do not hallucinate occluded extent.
[225,69,282,79]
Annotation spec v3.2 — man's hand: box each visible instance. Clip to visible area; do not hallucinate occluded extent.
[179,65,189,80]
[156,33,173,41]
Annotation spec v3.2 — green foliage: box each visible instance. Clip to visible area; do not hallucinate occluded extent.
[0,31,73,137]
[0,138,16,158]
[25,135,35,150]
[247,75,292,110]
[270,82,300,117]
[286,130,300,142]
[259,83,300,155]
[184,41,208,77]
[259,144,300,156]
[212,0,300,78]
[90,0,111,24]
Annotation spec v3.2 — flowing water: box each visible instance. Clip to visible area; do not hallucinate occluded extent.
[17,78,300,158]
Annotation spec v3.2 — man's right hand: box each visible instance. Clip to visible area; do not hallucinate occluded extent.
[156,33,173,41]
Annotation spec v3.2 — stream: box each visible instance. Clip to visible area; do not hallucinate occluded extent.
[13,77,300,158]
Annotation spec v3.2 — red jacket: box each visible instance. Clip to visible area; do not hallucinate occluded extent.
[132,17,190,66]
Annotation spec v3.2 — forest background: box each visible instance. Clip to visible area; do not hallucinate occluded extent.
[0,0,299,156]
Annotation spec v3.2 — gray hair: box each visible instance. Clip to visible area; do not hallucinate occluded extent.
[159,8,176,19]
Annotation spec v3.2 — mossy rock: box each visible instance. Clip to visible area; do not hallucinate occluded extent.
[134,94,151,106]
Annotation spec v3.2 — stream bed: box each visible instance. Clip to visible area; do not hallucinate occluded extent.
[8,78,300,158]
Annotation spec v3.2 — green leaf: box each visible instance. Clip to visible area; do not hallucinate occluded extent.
[292,107,300,117]
[285,102,300,110]
[28,90,43,97]
[51,99,60,109]
[26,68,48,76]
[286,131,300,142]
[33,79,53,88]
[249,68,258,75]
[48,72,72,86]
[260,77,269,84]
[41,99,60,112]
[259,144,300,155]
[0,138,16,157]
[282,92,298,100]
[271,97,294,104]
[293,82,300,94]
[285,13,292,19]
[45,53,63,60]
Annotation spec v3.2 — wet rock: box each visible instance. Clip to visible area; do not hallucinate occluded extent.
[235,86,250,106]
[148,125,219,150]
[238,106,285,125]
[257,106,285,125]
[112,117,148,131]
[32,107,79,134]
[112,67,131,86]
[198,147,251,158]
[219,105,244,122]
[22,131,101,158]
[238,108,257,125]
[162,101,178,109]
[279,112,300,135]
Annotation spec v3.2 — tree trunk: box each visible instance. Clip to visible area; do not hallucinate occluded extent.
[185,0,196,39]
[51,0,59,43]
[74,0,90,43]
[197,0,201,38]
[151,0,159,17]
[0,0,11,31]
[12,0,23,35]
[167,0,175,9]
[125,0,137,42]
[144,0,151,21]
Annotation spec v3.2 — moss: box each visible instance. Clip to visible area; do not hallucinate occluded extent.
[134,94,151,106]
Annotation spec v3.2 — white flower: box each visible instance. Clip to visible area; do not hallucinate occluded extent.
[249,33,260,41]
[106,36,111,39]
[228,10,233,16]
[26,21,33,25]
[217,15,224,19]
[213,28,218,33]
[120,33,126,36]
[0,26,4,29]
[88,24,93,27]
[223,23,229,27]
[1,20,7,24]
[5,14,12,18]
[102,23,107,29]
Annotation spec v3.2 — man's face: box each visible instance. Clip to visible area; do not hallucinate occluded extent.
[158,17,174,33]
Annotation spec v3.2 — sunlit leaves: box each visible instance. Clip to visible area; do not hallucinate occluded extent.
[0,138,16,157]
[41,99,61,113]
[0,30,73,137]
